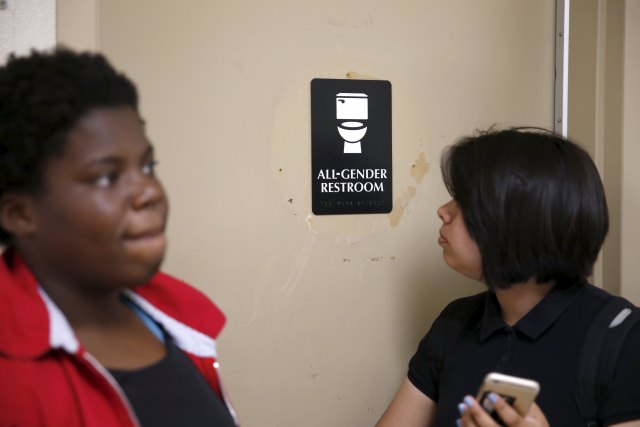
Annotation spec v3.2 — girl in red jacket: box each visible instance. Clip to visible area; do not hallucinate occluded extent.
[0,48,237,427]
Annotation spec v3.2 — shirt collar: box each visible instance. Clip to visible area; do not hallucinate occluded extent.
[38,287,80,354]
[480,283,584,341]
[479,293,505,340]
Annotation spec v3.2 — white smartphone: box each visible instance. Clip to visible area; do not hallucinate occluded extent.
[476,373,540,425]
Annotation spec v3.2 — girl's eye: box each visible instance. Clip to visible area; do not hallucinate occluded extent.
[95,172,118,188]
[142,160,157,176]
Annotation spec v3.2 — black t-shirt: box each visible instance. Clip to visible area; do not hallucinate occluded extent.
[408,283,640,426]
[110,335,236,427]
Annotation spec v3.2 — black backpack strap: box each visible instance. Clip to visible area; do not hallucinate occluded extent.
[575,295,640,426]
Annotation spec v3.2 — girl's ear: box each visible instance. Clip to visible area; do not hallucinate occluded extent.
[0,193,38,239]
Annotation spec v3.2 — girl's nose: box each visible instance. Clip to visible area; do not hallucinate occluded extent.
[132,177,165,211]
[437,199,454,222]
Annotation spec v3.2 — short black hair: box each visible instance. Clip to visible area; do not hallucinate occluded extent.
[441,128,609,289]
[0,47,138,244]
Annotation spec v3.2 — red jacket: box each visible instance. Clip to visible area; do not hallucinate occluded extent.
[0,252,237,426]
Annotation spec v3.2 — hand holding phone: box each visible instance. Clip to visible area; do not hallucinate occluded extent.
[476,373,540,426]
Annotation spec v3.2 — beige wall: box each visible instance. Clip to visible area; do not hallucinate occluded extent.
[622,0,640,304]
[56,0,95,51]
[0,0,55,64]
[567,0,625,293]
[566,0,640,304]
[57,2,557,426]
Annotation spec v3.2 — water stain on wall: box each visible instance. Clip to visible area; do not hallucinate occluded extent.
[410,152,430,184]
[388,152,430,227]
[388,186,416,227]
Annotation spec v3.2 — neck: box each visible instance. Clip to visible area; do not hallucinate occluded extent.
[494,279,555,325]
[15,243,140,331]
[16,249,131,329]
[41,281,131,329]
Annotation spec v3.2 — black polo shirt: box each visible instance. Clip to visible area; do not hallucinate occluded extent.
[408,283,640,426]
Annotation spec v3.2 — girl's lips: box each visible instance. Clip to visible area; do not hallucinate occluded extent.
[124,228,164,240]
[123,219,165,240]
[122,226,166,250]
[438,231,448,245]
[122,230,167,257]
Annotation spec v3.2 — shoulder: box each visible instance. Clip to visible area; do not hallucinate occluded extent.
[133,272,227,339]
[0,252,50,357]
[573,284,638,322]
[580,283,615,303]
[407,292,488,399]
[421,291,487,348]
[435,291,487,326]
[442,291,487,312]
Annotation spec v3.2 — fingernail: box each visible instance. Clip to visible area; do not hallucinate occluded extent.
[456,419,462,427]
[458,403,467,415]
[463,395,474,407]
[488,393,499,404]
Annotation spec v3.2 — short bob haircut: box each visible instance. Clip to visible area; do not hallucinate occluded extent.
[441,127,609,289]
[0,48,138,244]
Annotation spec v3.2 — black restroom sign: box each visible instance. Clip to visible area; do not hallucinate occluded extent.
[311,78,392,215]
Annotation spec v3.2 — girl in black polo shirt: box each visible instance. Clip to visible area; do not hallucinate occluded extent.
[376,129,640,427]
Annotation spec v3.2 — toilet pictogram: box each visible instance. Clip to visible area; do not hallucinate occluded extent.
[336,93,368,154]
